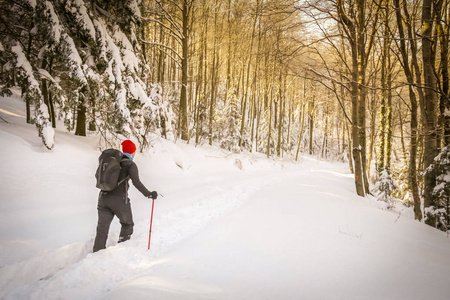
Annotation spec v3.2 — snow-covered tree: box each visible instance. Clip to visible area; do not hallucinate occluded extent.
[11,42,55,149]
[373,169,398,206]
[0,0,173,149]
[0,0,57,149]
[425,145,450,232]
[219,89,241,153]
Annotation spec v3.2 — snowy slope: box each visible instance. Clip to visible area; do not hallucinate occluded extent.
[1,94,450,300]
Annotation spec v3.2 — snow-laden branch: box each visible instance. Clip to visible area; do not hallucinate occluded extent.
[11,42,54,149]
[61,33,88,85]
[64,0,96,41]
[44,1,61,44]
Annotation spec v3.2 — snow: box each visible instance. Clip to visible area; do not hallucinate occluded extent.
[61,33,87,85]
[126,77,153,108]
[26,0,37,8]
[93,19,109,61]
[117,88,132,125]
[127,0,142,20]
[45,1,62,44]
[66,0,96,41]
[11,43,40,89]
[113,29,140,73]
[1,95,450,299]
[106,27,125,84]
[37,68,57,83]
[41,124,55,148]
[444,107,450,117]
[444,173,450,181]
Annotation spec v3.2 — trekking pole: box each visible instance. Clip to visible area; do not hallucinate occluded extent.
[148,198,155,251]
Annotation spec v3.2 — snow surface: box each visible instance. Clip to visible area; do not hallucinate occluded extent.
[1,95,450,299]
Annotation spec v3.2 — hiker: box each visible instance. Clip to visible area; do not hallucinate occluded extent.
[93,140,158,252]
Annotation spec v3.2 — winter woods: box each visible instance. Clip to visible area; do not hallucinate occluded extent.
[296,0,449,227]
[0,0,173,150]
[1,0,450,231]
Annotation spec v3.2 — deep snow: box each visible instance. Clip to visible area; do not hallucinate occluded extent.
[1,94,450,300]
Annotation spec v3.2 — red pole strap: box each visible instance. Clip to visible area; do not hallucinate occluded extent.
[148,198,155,251]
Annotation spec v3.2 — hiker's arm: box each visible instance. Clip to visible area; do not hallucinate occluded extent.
[128,164,152,197]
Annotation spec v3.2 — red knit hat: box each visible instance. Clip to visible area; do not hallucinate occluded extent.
[121,140,136,154]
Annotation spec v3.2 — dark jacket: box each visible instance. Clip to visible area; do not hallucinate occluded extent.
[101,155,151,201]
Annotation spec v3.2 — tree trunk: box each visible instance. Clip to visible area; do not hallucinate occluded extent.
[295,101,306,161]
[356,0,370,195]
[266,60,275,158]
[393,0,422,220]
[397,105,407,162]
[367,82,376,178]
[239,0,259,148]
[75,97,86,136]
[435,0,450,147]
[277,69,283,157]
[386,58,393,172]
[179,0,190,141]
[41,58,55,128]
[309,97,314,155]
[337,0,365,196]
[346,122,354,174]
[25,22,34,124]
[321,113,329,158]
[48,57,56,128]
[251,25,263,152]
[157,16,164,83]
[422,0,438,221]
[194,21,205,145]
[378,59,386,174]
[209,5,219,146]
[225,0,232,106]
[267,95,272,158]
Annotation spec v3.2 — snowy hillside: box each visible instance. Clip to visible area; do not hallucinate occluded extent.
[1,94,450,300]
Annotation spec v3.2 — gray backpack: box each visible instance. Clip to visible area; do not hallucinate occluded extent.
[95,149,126,191]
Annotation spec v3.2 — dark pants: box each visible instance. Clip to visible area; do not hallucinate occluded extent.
[93,192,134,252]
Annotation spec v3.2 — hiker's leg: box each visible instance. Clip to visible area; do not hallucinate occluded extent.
[116,199,134,243]
[93,204,114,252]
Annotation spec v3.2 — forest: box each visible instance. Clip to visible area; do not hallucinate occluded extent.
[0,0,449,231]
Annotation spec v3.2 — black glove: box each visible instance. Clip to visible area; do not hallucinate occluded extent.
[149,191,158,199]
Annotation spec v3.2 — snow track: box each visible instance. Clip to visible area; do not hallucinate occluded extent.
[149,169,301,257]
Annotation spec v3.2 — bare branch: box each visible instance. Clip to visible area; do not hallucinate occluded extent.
[139,39,182,64]
[141,17,183,44]
[154,0,184,38]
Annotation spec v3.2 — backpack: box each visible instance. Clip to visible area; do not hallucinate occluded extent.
[95,149,126,191]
